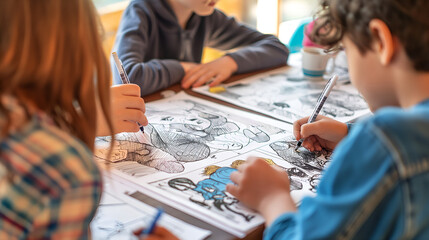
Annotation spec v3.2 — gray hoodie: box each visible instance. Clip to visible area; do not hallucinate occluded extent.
[112,0,289,96]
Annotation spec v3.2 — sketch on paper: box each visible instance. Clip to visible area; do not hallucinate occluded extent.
[193,68,370,123]
[167,161,254,222]
[91,191,212,240]
[264,139,331,194]
[269,140,331,171]
[148,138,331,225]
[150,160,259,225]
[91,203,151,240]
[94,92,287,179]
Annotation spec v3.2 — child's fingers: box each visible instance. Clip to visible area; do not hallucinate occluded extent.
[182,68,207,88]
[120,121,141,133]
[229,171,243,185]
[293,116,310,139]
[133,227,143,236]
[245,156,261,165]
[192,71,215,88]
[111,83,141,97]
[116,96,146,113]
[134,226,178,240]
[226,183,239,197]
[151,226,177,238]
[302,136,318,151]
[300,121,325,139]
[208,73,228,87]
[118,108,148,126]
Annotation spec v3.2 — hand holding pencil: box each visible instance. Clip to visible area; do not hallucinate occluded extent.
[133,208,179,240]
[293,75,347,152]
[293,115,348,152]
[112,52,150,138]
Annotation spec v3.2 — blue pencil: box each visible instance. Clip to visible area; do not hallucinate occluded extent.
[141,208,164,236]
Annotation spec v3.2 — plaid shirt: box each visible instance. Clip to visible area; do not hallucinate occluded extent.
[0,103,102,239]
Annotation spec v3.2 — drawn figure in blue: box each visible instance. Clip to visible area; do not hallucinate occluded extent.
[168,161,255,222]
[194,167,236,201]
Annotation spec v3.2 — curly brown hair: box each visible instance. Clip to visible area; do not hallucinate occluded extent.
[311,0,429,71]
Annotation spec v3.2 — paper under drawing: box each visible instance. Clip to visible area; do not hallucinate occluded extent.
[95,92,287,182]
[94,92,329,236]
[193,68,370,123]
[91,187,211,240]
[149,136,331,227]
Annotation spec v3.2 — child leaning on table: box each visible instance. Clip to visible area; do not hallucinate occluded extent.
[112,0,289,96]
[227,0,429,239]
[0,0,148,238]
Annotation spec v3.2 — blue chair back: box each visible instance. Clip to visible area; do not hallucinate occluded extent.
[287,19,312,53]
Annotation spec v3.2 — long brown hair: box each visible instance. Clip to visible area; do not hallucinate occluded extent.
[0,0,114,149]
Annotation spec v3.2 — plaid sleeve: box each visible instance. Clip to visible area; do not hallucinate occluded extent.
[0,115,102,239]
[31,184,101,239]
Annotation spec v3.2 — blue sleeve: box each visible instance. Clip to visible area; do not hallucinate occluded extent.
[264,123,394,239]
[206,10,289,74]
[112,2,184,96]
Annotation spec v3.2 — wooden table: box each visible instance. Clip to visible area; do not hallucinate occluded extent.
[128,66,289,240]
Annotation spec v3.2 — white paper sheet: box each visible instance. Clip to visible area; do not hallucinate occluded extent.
[91,176,212,240]
[94,92,330,237]
[193,67,370,124]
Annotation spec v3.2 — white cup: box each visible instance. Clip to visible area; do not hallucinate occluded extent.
[301,47,335,80]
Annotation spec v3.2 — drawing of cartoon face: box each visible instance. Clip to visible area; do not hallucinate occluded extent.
[287,167,308,178]
[184,115,211,130]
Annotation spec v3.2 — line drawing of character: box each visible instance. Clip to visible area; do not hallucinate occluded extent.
[95,99,277,176]
[269,140,330,172]
[231,159,304,191]
[91,206,151,240]
[91,214,125,239]
[299,90,368,118]
[164,158,308,223]
[167,161,256,222]
[146,100,273,158]
[309,174,322,193]
[95,138,185,175]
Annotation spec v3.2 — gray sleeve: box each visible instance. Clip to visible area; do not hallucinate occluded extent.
[111,2,184,96]
[206,10,289,74]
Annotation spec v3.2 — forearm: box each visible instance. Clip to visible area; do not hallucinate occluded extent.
[226,36,289,74]
[112,59,185,96]
[259,191,297,227]
[208,11,289,74]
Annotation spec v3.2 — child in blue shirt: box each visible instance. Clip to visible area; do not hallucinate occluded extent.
[112,0,289,96]
[227,0,429,239]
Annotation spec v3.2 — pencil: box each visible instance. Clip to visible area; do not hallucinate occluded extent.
[141,208,164,237]
[112,52,145,133]
[295,74,339,151]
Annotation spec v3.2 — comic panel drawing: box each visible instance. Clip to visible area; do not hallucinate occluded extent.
[255,137,332,197]
[193,68,370,123]
[94,92,289,181]
[148,139,331,227]
[149,159,264,227]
